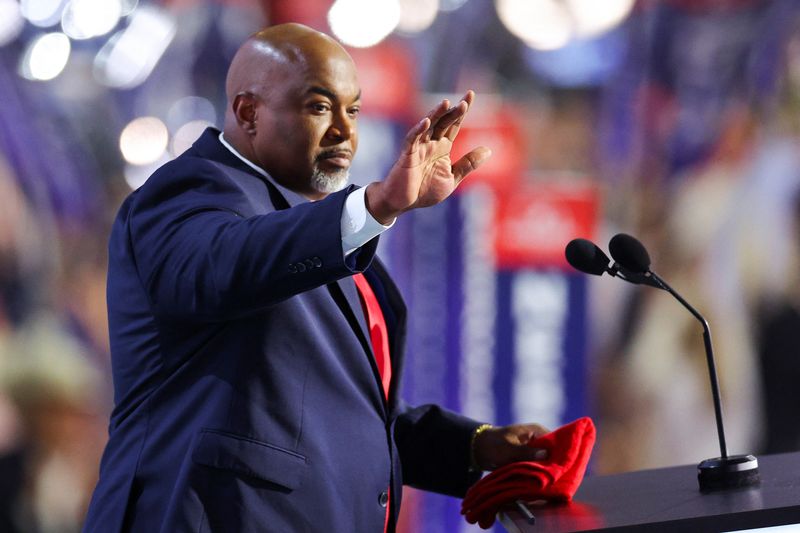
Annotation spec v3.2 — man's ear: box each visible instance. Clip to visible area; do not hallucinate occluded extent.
[232,92,258,135]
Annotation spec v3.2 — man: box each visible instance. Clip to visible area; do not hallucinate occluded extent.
[85,23,548,532]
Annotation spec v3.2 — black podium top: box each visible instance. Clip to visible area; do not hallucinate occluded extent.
[500,452,800,532]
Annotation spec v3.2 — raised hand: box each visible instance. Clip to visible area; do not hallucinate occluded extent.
[365,90,492,224]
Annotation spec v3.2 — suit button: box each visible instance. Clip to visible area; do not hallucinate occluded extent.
[378,490,389,508]
[296,262,306,272]
[313,256,322,267]
[304,258,315,269]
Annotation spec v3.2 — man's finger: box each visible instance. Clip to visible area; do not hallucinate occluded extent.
[401,117,430,155]
[431,100,468,141]
[422,99,451,142]
[443,91,475,142]
[452,146,492,184]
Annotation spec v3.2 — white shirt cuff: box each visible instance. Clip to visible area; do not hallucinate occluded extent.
[341,186,395,257]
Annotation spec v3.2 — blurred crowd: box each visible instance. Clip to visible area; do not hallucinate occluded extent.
[1,0,800,531]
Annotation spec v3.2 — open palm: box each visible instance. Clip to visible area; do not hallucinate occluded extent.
[366,91,492,223]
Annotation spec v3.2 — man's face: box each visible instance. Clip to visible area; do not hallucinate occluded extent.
[251,50,361,199]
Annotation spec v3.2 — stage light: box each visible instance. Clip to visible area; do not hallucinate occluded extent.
[93,5,175,88]
[0,0,25,46]
[328,0,400,48]
[496,0,571,51]
[19,32,71,81]
[119,116,169,166]
[61,0,123,40]
[20,0,65,28]
[567,0,634,40]
[397,0,438,34]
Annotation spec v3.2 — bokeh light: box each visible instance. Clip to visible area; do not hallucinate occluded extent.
[120,0,138,16]
[166,96,217,133]
[19,32,71,81]
[119,116,169,166]
[397,0,439,34]
[0,0,25,46]
[496,0,634,51]
[93,5,175,89]
[20,0,65,28]
[567,0,635,40]
[171,120,212,157]
[124,154,169,190]
[61,0,123,40]
[328,0,401,48]
[496,0,572,51]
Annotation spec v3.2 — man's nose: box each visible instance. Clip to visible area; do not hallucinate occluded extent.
[327,110,355,141]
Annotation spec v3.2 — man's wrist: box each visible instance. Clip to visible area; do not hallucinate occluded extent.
[469,423,493,472]
[364,182,400,225]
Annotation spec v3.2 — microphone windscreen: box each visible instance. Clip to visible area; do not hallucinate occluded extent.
[609,233,651,273]
[565,239,610,276]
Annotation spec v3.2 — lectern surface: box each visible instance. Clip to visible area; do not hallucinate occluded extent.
[500,452,800,533]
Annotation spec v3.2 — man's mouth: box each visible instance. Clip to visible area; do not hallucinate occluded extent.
[318,150,352,169]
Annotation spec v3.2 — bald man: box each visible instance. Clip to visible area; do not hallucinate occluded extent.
[84,24,548,532]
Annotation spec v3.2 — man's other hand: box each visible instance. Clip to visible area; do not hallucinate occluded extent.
[473,423,551,471]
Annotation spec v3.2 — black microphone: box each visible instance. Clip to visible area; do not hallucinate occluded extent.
[564,238,660,288]
[565,238,611,276]
[608,233,651,274]
[608,233,760,491]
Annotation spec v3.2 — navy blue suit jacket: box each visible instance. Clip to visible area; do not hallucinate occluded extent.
[84,129,481,532]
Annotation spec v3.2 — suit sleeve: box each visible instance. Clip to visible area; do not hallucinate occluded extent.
[393,401,483,497]
[126,159,376,322]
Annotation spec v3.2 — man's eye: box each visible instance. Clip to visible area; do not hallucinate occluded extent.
[312,103,330,113]
[348,107,360,117]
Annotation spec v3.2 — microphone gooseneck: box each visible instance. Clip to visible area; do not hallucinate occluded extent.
[607,233,728,459]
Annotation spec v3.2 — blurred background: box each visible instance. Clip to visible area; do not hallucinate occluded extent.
[1,0,800,531]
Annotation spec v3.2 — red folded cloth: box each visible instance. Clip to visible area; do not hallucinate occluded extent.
[461,417,596,529]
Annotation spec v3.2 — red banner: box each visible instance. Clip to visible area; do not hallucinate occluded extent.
[494,181,599,269]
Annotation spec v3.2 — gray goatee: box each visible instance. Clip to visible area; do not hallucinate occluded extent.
[311,167,349,194]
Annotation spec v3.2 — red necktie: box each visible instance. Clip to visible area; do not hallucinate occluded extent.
[352,273,392,400]
[352,273,393,532]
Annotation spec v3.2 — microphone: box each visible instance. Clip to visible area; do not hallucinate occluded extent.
[564,238,660,289]
[607,233,760,491]
[565,238,611,276]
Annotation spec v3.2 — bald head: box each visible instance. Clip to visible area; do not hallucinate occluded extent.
[222,24,362,200]
[225,24,352,109]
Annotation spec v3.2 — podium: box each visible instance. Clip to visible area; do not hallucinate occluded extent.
[500,451,800,532]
